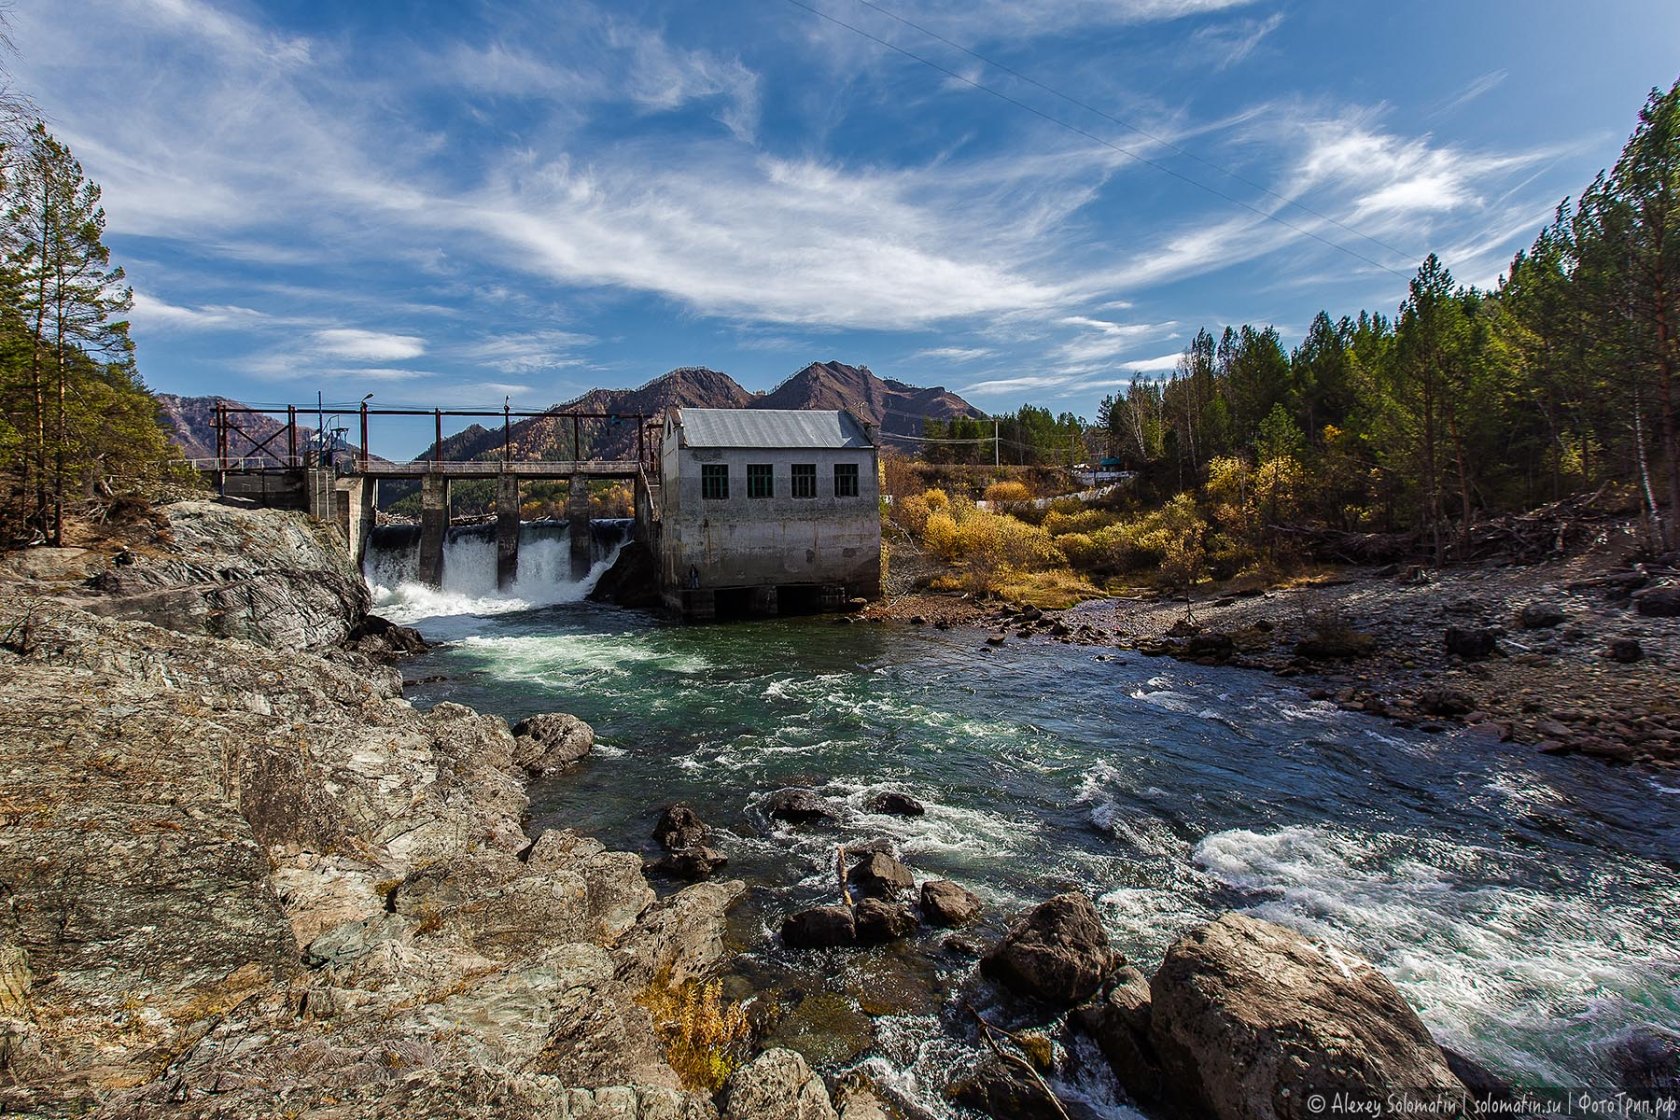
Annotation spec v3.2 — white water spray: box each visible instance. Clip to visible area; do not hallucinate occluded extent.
[364,520,630,624]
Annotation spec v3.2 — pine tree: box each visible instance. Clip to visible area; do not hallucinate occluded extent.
[4,124,133,543]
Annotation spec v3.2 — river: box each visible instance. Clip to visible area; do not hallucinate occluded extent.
[367,529,1680,1115]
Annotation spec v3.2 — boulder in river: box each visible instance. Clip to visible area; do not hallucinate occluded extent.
[1072,966,1164,1108]
[847,851,915,900]
[763,788,835,824]
[947,1053,1066,1120]
[919,880,981,927]
[650,846,729,881]
[979,892,1120,1006]
[854,898,917,945]
[1146,913,1465,1120]
[868,791,925,816]
[1608,1025,1680,1094]
[344,613,429,657]
[652,803,709,850]
[510,712,595,776]
[782,906,857,949]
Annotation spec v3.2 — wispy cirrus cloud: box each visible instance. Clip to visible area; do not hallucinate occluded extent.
[913,346,994,362]
[1434,69,1508,117]
[1191,12,1284,70]
[461,330,596,373]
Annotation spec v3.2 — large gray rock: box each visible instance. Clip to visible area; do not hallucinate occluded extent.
[512,712,596,775]
[614,879,746,987]
[980,892,1119,1005]
[723,1048,838,1120]
[1147,914,1464,1120]
[77,500,371,651]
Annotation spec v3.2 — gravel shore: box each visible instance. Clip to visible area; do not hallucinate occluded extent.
[866,548,1679,769]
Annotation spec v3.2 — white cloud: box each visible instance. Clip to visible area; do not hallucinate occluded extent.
[1191,12,1284,70]
[314,329,428,362]
[131,290,268,332]
[914,346,995,362]
[462,330,595,373]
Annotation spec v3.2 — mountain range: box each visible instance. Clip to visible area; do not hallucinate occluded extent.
[159,361,981,464]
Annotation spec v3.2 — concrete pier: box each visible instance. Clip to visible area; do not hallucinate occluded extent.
[338,477,376,567]
[418,474,449,587]
[496,474,520,590]
[568,474,592,579]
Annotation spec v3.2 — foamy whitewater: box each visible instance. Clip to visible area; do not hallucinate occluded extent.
[365,520,627,634]
[368,562,1680,1113]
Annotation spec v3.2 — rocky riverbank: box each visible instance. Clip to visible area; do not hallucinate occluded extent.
[0,501,849,1119]
[868,542,1680,769]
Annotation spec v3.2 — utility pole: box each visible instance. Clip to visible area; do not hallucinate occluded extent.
[994,418,1000,467]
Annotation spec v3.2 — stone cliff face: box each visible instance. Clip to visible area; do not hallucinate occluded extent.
[0,493,843,1119]
[64,500,371,652]
[0,603,751,1118]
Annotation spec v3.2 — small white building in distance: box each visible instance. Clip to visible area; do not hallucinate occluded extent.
[657,408,881,619]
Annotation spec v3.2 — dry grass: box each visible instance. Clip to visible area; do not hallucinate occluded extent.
[635,972,753,1092]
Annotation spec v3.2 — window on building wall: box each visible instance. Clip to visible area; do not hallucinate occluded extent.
[701,463,729,500]
[747,463,773,498]
[791,463,817,498]
[833,462,859,497]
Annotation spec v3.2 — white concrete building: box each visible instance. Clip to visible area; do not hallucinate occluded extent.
[658,408,881,618]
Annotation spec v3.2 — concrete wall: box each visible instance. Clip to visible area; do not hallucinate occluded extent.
[659,430,880,598]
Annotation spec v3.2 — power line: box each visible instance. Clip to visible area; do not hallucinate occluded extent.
[778,0,1410,278]
[842,0,1421,268]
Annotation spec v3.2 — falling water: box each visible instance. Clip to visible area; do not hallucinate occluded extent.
[363,518,632,625]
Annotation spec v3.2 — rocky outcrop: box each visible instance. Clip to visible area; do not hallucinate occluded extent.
[722,1048,838,1120]
[73,500,372,651]
[1110,913,1465,1120]
[0,601,739,1117]
[980,892,1119,1005]
[512,712,596,775]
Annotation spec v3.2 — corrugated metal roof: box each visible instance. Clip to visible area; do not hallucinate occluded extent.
[676,408,873,449]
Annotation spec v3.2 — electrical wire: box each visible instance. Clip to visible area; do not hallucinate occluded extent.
[778,0,1410,277]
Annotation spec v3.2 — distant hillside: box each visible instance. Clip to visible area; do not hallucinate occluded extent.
[757,360,982,442]
[157,394,373,465]
[160,362,982,466]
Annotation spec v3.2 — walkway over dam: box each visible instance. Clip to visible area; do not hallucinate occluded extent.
[199,402,661,587]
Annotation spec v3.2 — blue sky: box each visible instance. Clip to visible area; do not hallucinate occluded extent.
[12,1,1680,456]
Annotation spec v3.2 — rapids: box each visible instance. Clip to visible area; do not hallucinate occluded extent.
[368,555,1680,1113]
